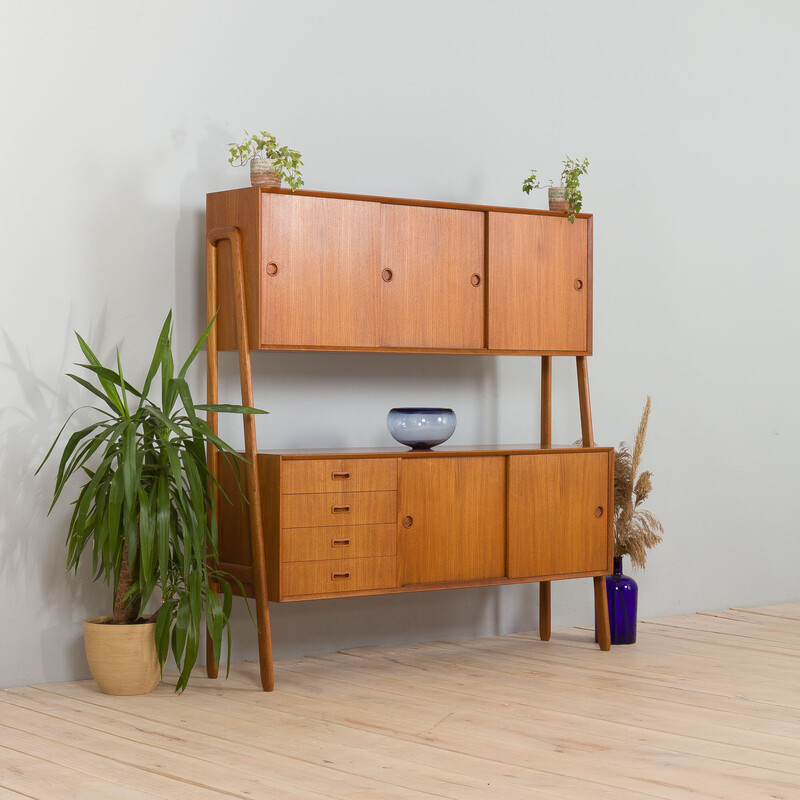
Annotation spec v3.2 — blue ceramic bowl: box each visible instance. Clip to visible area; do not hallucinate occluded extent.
[387,408,456,450]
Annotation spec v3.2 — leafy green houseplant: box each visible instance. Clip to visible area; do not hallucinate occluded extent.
[39,311,264,692]
[228,129,304,191]
[522,156,589,223]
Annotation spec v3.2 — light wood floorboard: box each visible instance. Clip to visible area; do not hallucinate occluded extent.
[2,603,800,799]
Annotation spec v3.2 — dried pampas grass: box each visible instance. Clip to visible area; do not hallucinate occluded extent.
[614,396,663,569]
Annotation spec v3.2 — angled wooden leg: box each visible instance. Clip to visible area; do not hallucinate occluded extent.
[538,355,552,640]
[208,226,275,691]
[576,356,594,447]
[539,582,551,641]
[540,356,552,449]
[205,577,220,679]
[578,357,610,650]
[594,576,611,650]
[205,234,222,680]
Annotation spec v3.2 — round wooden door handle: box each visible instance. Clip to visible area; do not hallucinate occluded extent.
[595,506,604,518]
[470,273,481,287]
[381,268,393,282]
[402,515,413,528]
[574,278,583,290]
[266,261,279,276]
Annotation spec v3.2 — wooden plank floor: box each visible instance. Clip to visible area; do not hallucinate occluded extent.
[2,603,800,799]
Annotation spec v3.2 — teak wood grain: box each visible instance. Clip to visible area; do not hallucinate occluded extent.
[206,186,609,690]
[487,213,589,352]
[281,457,398,495]
[398,456,506,585]
[206,191,261,351]
[507,452,611,578]
[380,204,484,349]
[281,556,398,597]
[281,490,397,529]
[281,523,397,563]
[259,193,381,348]
[206,187,593,356]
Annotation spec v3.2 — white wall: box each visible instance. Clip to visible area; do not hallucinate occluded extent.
[2,0,798,688]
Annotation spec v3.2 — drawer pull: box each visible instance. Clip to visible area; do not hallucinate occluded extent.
[381,268,393,282]
[331,471,351,480]
[266,261,279,277]
[331,504,351,514]
[331,538,351,547]
[595,505,604,518]
[331,571,351,581]
[402,515,413,528]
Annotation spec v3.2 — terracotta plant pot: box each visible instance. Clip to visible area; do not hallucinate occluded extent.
[548,186,570,213]
[249,157,282,188]
[83,616,160,695]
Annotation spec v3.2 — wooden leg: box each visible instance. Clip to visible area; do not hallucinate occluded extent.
[539,582,551,641]
[576,356,594,447]
[205,577,220,679]
[539,357,552,643]
[594,576,610,651]
[206,237,221,680]
[540,356,552,449]
[208,227,275,691]
[255,592,275,691]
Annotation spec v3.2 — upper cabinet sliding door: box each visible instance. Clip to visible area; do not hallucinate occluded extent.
[259,193,381,348]
[487,213,590,353]
[379,204,484,349]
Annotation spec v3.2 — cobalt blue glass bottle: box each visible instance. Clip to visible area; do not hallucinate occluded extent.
[605,556,638,644]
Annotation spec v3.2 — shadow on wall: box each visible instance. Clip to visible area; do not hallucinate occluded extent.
[0,312,113,681]
[173,123,235,358]
[214,349,505,450]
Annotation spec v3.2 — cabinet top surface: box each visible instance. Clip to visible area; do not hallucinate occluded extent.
[208,186,592,220]
[258,444,612,458]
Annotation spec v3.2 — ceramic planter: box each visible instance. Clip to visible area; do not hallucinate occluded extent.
[548,186,570,213]
[83,616,160,695]
[249,157,281,188]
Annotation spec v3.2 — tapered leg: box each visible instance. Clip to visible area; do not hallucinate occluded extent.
[576,356,594,447]
[540,356,552,449]
[206,578,220,679]
[208,227,275,691]
[594,576,611,650]
[539,582,551,641]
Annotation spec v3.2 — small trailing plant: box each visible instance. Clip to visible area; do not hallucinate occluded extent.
[227,129,304,191]
[38,311,265,691]
[522,156,589,223]
[614,396,664,569]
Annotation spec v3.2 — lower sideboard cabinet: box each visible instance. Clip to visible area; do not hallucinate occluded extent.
[507,452,612,579]
[216,446,613,603]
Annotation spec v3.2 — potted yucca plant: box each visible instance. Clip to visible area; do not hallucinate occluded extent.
[38,311,264,693]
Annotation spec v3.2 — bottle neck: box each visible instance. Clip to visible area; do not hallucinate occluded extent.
[613,556,624,575]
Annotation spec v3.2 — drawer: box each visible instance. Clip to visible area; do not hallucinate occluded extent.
[282,491,396,528]
[281,458,398,494]
[282,524,396,562]
[281,556,397,597]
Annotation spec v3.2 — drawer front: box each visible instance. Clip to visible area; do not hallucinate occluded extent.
[282,458,398,494]
[281,556,397,597]
[282,524,396,562]
[282,491,397,528]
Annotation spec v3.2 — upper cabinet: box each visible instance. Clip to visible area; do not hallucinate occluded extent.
[207,188,592,355]
[380,204,484,349]
[487,213,591,353]
[260,194,380,348]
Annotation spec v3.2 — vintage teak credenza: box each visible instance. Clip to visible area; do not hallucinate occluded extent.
[206,187,613,691]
